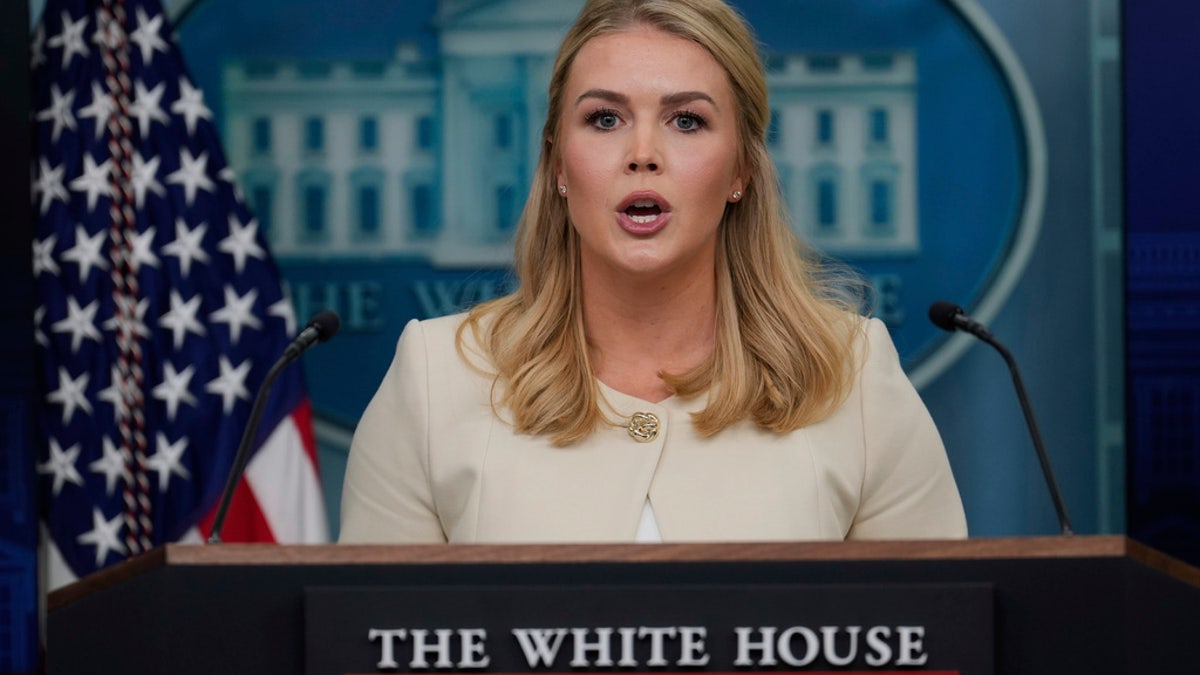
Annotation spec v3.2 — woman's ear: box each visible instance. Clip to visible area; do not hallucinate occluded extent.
[732,151,754,200]
[729,172,750,202]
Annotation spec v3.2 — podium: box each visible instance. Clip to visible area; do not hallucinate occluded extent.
[48,536,1200,675]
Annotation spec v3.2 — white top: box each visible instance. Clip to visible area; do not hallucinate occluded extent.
[636,500,663,543]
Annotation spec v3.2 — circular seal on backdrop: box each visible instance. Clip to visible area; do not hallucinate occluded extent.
[728,0,1045,390]
[168,0,1041,422]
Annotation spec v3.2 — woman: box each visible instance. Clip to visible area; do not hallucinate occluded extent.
[339,0,966,543]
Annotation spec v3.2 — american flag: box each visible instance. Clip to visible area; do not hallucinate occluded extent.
[31,0,327,587]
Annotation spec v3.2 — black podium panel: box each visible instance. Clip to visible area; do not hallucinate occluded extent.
[46,538,1200,675]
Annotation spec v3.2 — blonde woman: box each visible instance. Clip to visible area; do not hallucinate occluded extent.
[339,0,966,543]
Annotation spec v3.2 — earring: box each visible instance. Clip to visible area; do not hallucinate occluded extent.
[559,185,567,194]
[731,190,742,201]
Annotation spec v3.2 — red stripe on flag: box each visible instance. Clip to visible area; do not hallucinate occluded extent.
[197,477,277,542]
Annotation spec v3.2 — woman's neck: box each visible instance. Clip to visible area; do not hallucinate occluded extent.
[581,263,717,403]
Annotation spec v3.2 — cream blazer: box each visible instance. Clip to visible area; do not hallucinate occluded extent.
[339,314,967,543]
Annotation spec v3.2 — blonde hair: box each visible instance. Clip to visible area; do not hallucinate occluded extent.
[458,0,865,445]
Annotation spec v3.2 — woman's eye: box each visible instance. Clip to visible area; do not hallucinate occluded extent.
[673,113,705,132]
[587,111,620,130]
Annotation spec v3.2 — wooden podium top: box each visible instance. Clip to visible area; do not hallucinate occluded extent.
[49,535,1200,610]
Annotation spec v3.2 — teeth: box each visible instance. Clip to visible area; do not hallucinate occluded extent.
[630,214,657,224]
[632,198,657,208]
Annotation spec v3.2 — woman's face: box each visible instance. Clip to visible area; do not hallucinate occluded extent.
[556,26,746,284]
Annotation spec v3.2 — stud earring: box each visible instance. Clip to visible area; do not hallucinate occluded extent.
[559,185,567,194]
[731,190,742,201]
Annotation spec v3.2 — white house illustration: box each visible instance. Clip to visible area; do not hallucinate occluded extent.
[767,52,919,257]
[221,0,919,264]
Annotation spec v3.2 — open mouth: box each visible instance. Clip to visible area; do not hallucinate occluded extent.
[616,192,672,235]
[625,199,663,224]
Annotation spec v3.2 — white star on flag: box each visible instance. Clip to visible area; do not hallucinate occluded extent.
[36,83,77,142]
[69,152,114,212]
[78,82,116,139]
[45,367,92,424]
[217,215,266,274]
[47,11,90,69]
[127,226,161,271]
[34,306,50,348]
[130,80,170,139]
[34,158,69,215]
[268,295,297,338]
[210,285,262,345]
[76,508,127,567]
[38,439,85,496]
[103,296,151,343]
[130,150,165,208]
[130,7,168,66]
[205,355,251,414]
[218,166,245,201]
[89,438,128,496]
[33,234,60,278]
[50,296,103,353]
[60,224,109,283]
[152,362,197,422]
[159,290,207,349]
[147,432,191,491]
[95,365,131,423]
[172,78,212,137]
[162,219,210,278]
[166,148,216,206]
[91,6,127,50]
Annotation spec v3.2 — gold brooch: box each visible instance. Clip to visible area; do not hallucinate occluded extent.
[627,412,660,442]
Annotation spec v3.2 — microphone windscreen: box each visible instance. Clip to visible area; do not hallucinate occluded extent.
[928,301,965,332]
[307,310,341,342]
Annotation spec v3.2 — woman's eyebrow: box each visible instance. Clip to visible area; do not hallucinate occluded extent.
[574,89,718,109]
[576,88,628,106]
[660,91,717,109]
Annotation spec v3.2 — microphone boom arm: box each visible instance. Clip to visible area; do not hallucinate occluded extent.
[975,331,1074,536]
[928,301,1073,536]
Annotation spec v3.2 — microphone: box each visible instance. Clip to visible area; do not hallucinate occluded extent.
[283,310,341,361]
[928,301,1073,536]
[207,311,341,544]
[928,300,993,339]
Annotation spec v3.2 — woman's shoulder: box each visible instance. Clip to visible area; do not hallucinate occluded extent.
[822,311,883,364]
[398,310,495,374]
[854,314,899,365]
[809,312,897,392]
[385,312,457,368]
[403,311,470,341]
